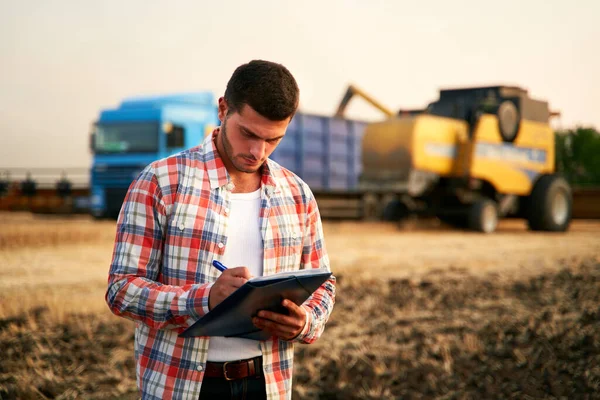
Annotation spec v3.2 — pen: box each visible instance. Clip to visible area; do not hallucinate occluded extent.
[212,260,228,272]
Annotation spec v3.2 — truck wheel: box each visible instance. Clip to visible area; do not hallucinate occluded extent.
[468,199,498,233]
[382,199,409,221]
[527,175,572,231]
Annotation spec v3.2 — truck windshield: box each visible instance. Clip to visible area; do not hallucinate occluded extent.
[93,122,159,153]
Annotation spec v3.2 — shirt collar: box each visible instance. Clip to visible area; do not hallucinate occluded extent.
[202,128,279,192]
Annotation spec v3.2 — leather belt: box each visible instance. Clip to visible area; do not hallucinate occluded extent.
[204,356,263,381]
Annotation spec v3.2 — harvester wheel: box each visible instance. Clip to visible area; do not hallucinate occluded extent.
[468,199,498,233]
[527,175,572,231]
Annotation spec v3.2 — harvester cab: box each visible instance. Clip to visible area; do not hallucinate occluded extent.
[340,84,571,233]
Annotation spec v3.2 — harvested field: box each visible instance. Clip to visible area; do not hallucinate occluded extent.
[0,212,599,399]
[294,260,600,399]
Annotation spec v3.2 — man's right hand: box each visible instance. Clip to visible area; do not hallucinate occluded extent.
[208,266,252,310]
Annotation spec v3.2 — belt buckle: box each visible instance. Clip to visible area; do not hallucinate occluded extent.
[222,361,235,381]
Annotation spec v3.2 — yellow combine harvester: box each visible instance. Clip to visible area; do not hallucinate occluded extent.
[338,84,572,233]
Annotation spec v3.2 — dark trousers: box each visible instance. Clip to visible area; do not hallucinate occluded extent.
[198,375,267,399]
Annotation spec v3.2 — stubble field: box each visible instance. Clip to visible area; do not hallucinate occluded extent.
[1,212,599,399]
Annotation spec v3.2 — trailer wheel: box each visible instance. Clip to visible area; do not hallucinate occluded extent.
[468,199,498,233]
[527,175,572,231]
[382,199,409,221]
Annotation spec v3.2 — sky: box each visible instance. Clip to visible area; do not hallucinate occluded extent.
[1,0,598,170]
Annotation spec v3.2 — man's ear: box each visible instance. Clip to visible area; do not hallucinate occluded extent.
[217,97,228,123]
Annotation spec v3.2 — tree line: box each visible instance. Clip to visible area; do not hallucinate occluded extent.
[555,127,600,187]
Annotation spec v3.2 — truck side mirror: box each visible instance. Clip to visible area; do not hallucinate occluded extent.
[166,124,185,148]
[89,123,97,152]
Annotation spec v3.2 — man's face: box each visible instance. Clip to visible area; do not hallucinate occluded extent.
[217,98,290,174]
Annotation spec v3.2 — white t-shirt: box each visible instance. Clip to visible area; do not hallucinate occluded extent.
[206,188,264,361]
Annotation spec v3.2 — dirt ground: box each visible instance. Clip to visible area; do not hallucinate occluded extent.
[323,217,600,281]
[0,212,599,399]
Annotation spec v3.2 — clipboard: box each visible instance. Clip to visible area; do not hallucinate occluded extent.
[179,268,332,341]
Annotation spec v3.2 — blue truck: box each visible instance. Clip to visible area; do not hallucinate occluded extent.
[89,91,368,219]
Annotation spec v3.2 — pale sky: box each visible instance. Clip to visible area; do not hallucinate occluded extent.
[1,0,598,169]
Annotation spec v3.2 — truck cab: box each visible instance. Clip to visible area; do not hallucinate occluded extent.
[89,92,218,218]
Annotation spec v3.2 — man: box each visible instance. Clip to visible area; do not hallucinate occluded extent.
[105,60,336,400]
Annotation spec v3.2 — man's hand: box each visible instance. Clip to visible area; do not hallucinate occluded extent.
[208,267,252,310]
[252,299,307,340]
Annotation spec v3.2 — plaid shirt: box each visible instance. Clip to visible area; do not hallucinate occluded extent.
[106,129,335,400]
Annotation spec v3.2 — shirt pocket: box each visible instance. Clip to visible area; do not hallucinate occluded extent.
[165,195,223,285]
[274,218,304,273]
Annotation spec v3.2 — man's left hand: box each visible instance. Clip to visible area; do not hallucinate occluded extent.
[252,300,307,340]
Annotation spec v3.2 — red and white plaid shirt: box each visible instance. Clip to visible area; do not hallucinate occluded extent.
[106,129,336,399]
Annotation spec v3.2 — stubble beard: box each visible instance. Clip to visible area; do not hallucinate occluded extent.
[221,117,262,174]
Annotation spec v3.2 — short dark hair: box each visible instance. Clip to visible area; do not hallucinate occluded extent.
[224,60,300,121]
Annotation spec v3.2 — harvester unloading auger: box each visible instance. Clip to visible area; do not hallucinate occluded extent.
[337,83,571,233]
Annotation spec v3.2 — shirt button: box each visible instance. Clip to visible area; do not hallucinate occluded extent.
[196,364,204,372]
[224,208,230,215]
[217,242,224,249]
[226,183,234,191]
[178,223,185,231]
